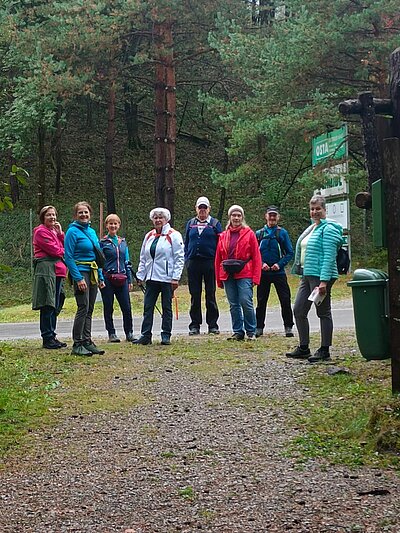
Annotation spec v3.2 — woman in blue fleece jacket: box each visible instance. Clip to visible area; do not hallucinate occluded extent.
[64,201,105,357]
[287,195,343,363]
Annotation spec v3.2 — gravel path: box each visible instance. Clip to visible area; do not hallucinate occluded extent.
[0,345,399,532]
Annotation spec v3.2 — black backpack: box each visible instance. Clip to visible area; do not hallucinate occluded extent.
[336,246,350,275]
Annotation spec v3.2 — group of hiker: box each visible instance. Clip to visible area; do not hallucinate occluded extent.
[32,194,343,362]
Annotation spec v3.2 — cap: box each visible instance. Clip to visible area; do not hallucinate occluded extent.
[196,196,210,208]
[228,204,244,217]
[266,205,279,215]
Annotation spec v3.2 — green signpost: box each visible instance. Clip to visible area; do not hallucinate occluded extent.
[312,124,348,167]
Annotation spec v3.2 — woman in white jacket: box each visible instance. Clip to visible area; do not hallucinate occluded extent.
[133,208,184,345]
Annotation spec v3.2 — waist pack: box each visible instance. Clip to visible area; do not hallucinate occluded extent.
[222,258,249,274]
[106,272,127,287]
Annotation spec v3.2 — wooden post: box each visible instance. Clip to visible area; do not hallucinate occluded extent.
[359,92,383,190]
[389,48,400,138]
[99,202,104,238]
[382,138,400,394]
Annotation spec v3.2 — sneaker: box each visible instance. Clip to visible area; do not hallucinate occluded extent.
[208,328,220,335]
[286,346,311,359]
[189,328,200,336]
[125,332,135,342]
[83,342,105,355]
[308,348,331,363]
[247,334,256,341]
[71,343,93,357]
[255,328,263,338]
[227,333,245,341]
[284,327,294,338]
[132,336,152,345]
[108,334,121,343]
[43,338,63,350]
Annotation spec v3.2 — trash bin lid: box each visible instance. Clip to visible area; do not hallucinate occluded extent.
[348,268,389,287]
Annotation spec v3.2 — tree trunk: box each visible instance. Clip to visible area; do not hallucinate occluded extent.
[124,86,142,150]
[105,73,117,215]
[37,122,46,209]
[8,151,19,204]
[217,138,229,221]
[86,95,93,130]
[51,103,63,194]
[154,20,176,219]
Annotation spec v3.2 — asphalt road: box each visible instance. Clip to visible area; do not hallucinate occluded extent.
[0,300,354,341]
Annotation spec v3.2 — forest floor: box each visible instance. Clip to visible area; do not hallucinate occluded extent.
[0,331,399,533]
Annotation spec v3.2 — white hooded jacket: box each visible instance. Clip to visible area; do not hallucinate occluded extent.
[136,223,184,283]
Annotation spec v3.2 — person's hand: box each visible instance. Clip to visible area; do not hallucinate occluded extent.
[99,281,105,289]
[128,283,133,292]
[171,280,179,292]
[136,278,143,286]
[271,263,280,271]
[54,221,62,234]
[318,281,327,295]
[77,279,87,291]
[262,263,270,271]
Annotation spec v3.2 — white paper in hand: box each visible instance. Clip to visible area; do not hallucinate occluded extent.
[308,286,326,306]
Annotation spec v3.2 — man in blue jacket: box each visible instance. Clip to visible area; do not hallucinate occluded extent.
[184,196,222,335]
[255,205,294,337]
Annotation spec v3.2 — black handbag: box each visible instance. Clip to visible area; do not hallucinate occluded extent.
[222,258,249,274]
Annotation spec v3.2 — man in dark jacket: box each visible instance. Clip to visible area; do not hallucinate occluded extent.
[255,205,294,337]
[184,196,222,335]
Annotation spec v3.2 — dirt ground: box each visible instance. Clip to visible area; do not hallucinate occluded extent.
[0,341,399,533]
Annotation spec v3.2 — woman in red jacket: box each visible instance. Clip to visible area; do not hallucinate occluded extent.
[215,205,262,340]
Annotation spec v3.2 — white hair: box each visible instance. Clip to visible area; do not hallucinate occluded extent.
[149,207,171,222]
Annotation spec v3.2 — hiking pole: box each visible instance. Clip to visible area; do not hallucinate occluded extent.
[131,268,163,317]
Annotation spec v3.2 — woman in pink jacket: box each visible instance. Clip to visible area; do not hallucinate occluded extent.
[215,205,262,340]
[32,205,67,349]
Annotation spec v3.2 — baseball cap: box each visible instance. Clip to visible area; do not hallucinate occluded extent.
[196,196,210,208]
[266,205,279,214]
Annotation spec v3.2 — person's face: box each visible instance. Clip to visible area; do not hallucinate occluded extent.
[152,214,167,231]
[265,212,279,227]
[230,211,243,227]
[196,204,210,221]
[43,208,57,228]
[75,206,91,224]
[106,218,120,236]
[310,202,326,223]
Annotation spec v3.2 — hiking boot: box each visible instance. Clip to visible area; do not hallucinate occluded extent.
[108,334,121,343]
[54,337,67,348]
[284,327,294,338]
[208,328,220,335]
[125,332,135,342]
[286,346,311,359]
[227,333,245,341]
[71,343,93,357]
[132,336,152,345]
[43,338,63,350]
[255,328,263,338]
[161,335,171,345]
[247,334,256,341]
[308,348,331,363]
[189,328,200,336]
[83,341,105,355]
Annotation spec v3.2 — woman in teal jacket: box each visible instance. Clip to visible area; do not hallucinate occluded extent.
[287,195,343,363]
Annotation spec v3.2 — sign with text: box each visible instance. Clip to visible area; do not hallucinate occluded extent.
[315,162,349,197]
[312,124,348,167]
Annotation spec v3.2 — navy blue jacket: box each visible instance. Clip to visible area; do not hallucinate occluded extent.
[255,225,293,275]
[184,216,222,261]
[100,236,132,283]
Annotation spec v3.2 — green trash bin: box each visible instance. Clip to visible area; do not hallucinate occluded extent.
[348,268,389,360]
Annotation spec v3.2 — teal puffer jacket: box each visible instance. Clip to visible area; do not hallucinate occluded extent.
[292,219,343,281]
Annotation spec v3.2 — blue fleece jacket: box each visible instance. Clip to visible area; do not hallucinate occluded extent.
[255,225,294,275]
[64,221,104,282]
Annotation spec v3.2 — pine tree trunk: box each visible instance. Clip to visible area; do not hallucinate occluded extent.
[105,73,117,214]
[37,122,46,209]
[8,151,19,204]
[51,104,62,195]
[154,20,176,219]
[124,84,142,149]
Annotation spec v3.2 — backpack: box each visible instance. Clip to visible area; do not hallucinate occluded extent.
[256,226,283,258]
[188,217,219,233]
[336,246,350,275]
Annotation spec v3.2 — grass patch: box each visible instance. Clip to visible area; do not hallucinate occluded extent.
[288,332,400,468]
[0,275,352,322]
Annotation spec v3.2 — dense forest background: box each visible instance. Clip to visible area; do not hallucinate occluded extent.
[0,0,398,303]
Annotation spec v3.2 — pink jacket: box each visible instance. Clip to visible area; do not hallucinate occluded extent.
[33,225,67,277]
[215,226,262,288]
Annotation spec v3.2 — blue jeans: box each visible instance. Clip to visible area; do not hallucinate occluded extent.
[40,277,63,341]
[141,280,173,340]
[223,277,256,336]
[101,278,133,336]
